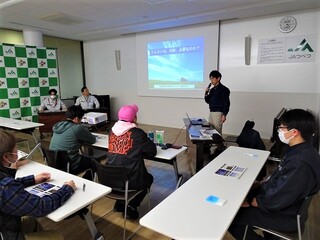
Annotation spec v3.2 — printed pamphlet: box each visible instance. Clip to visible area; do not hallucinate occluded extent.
[199,129,220,136]
[215,164,247,179]
[27,182,61,197]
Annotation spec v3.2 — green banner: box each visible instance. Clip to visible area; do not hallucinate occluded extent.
[0,44,59,122]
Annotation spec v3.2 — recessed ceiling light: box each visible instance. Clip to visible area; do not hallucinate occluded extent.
[40,13,89,25]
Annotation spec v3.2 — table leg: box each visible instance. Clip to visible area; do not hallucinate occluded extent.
[150,157,183,189]
[196,143,204,172]
[175,175,183,190]
[172,157,179,181]
[82,210,104,240]
[172,158,183,189]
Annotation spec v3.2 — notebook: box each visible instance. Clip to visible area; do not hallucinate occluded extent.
[186,112,204,125]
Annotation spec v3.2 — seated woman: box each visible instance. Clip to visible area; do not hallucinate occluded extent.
[38,89,67,112]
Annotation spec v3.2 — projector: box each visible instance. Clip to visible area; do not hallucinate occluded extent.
[83,112,107,124]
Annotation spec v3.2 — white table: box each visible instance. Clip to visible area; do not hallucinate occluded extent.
[92,133,109,148]
[140,146,270,240]
[90,132,187,188]
[16,161,111,240]
[183,118,225,172]
[0,116,44,157]
[150,146,187,189]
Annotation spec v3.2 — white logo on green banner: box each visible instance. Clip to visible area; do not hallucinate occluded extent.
[0,44,60,122]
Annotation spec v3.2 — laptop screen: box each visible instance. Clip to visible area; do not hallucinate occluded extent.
[186,112,192,123]
[186,112,204,125]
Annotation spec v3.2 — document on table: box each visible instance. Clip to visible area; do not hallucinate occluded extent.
[215,164,247,179]
[27,182,61,197]
[199,129,220,136]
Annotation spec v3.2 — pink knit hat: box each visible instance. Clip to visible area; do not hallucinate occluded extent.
[118,104,139,122]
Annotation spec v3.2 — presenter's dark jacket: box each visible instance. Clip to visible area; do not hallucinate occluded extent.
[107,121,156,190]
[256,141,320,223]
[204,83,230,116]
[0,165,74,240]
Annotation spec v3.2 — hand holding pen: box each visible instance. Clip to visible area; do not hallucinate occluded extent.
[64,180,76,191]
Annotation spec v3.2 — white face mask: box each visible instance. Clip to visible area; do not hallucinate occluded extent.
[4,154,18,168]
[278,130,294,144]
[50,95,56,99]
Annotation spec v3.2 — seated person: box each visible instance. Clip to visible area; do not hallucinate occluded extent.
[38,88,67,112]
[236,120,266,150]
[236,120,266,180]
[107,104,156,220]
[228,109,320,240]
[0,129,75,239]
[75,87,100,110]
[49,105,97,179]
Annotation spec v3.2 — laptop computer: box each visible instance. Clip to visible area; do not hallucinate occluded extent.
[186,113,204,125]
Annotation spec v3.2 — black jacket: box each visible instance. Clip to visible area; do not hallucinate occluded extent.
[204,83,230,116]
[236,120,266,150]
[257,141,320,217]
[107,127,156,190]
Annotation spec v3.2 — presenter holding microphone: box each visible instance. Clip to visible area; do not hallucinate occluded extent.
[204,70,230,156]
[205,83,212,95]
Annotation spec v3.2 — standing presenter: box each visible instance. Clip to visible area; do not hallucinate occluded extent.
[204,70,230,155]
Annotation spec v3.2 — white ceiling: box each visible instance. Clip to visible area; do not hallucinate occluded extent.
[0,0,319,41]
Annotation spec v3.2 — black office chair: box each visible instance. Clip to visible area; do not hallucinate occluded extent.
[236,120,267,180]
[243,195,314,240]
[42,146,71,173]
[42,146,93,178]
[92,159,150,240]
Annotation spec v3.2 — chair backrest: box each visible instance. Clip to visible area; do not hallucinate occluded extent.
[92,159,127,190]
[42,147,71,173]
[245,194,315,240]
[297,195,313,230]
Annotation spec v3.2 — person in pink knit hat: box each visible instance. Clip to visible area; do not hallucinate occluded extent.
[107,104,156,220]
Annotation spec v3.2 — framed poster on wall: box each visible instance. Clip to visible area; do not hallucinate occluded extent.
[0,43,60,122]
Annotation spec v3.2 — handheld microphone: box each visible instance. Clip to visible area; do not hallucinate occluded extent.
[205,83,212,94]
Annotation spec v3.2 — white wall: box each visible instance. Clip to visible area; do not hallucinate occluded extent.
[44,36,84,99]
[83,34,209,130]
[220,11,320,138]
[83,10,320,139]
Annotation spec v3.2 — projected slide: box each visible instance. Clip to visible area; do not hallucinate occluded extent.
[148,37,204,90]
[137,23,218,98]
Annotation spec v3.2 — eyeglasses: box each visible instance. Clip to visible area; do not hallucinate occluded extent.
[277,126,290,131]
